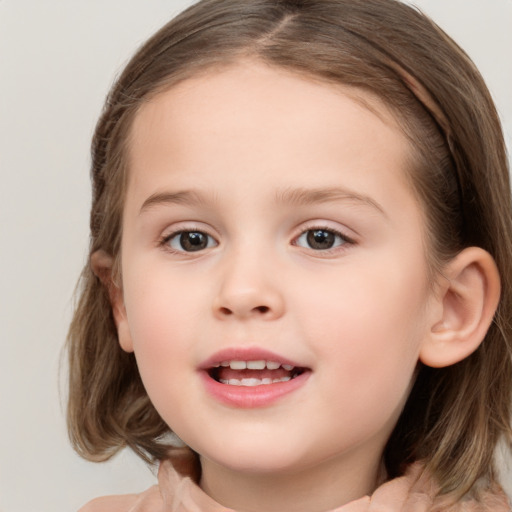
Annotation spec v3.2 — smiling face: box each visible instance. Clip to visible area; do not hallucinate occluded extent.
[115,61,438,497]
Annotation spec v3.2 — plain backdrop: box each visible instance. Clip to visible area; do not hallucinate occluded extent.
[0,1,511,511]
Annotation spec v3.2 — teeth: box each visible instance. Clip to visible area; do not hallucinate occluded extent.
[219,376,293,386]
[247,360,266,370]
[240,378,262,386]
[218,360,295,371]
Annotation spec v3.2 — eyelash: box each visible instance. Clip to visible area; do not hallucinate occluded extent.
[160,228,218,254]
[292,225,354,254]
[159,225,355,254]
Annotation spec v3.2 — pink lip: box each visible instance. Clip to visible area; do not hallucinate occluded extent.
[198,346,311,408]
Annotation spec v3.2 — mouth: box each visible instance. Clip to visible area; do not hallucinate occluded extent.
[199,346,313,409]
[199,349,311,407]
[208,360,307,387]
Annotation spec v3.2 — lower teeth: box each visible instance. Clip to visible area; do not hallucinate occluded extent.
[219,376,292,386]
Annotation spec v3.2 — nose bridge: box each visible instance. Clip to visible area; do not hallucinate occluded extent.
[213,240,285,320]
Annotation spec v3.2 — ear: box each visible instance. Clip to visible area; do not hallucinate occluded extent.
[90,250,134,353]
[419,247,500,368]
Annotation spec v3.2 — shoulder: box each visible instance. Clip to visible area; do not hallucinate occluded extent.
[371,464,511,511]
[78,485,161,512]
[78,494,139,512]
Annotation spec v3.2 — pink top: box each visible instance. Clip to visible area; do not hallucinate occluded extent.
[79,448,510,512]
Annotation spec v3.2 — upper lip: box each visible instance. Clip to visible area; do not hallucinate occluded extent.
[198,346,306,370]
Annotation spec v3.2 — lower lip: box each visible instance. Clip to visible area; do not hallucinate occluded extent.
[200,371,310,408]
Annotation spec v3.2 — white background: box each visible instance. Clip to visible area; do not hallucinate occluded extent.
[0,1,511,511]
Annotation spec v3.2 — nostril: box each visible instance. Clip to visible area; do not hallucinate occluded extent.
[219,305,269,315]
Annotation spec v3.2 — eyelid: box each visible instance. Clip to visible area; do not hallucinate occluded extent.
[292,221,357,242]
[159,221,219,240]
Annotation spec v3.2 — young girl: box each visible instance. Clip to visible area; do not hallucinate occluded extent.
[67,0,512,510]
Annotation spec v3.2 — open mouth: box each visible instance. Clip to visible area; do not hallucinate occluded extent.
[208,360,307,386]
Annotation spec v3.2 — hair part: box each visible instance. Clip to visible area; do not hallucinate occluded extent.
[67,0,512,498]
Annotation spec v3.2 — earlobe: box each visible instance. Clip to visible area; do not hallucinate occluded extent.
[419,247,500,368]
[90,250,134,353]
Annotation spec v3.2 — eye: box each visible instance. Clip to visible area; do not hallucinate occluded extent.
[166,231,217,252]
[295,228,349,251]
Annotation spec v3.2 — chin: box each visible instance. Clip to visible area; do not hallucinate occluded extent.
[195,437,320,476]
[210,453,304,475]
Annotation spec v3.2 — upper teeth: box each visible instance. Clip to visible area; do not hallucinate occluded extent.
[218,360,295,371]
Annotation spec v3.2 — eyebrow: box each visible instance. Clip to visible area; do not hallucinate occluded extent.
[139,190,209,214]
[274,186,386,216]
[139,186,386,217]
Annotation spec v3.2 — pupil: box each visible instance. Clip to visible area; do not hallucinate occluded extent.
[307,229,334,250]
[181,232,207,251]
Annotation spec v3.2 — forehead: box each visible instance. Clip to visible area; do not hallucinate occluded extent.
[127,60,413,193]
[131,61,402,138]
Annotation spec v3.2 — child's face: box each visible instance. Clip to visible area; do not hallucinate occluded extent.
[117,62,437,480]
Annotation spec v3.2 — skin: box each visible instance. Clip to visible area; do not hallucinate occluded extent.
[106,61,494,512]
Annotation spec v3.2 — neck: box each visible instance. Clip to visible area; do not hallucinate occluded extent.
[199,450,385,512]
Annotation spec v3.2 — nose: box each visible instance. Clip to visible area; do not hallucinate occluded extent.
[212,251,285,321]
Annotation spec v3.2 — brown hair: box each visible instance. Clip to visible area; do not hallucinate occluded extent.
[67,0,512,498]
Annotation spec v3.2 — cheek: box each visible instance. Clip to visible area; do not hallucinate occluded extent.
[299,252,430,349]
[124,264,200,332]
[298,256,429,413]
[122,272,204,382]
